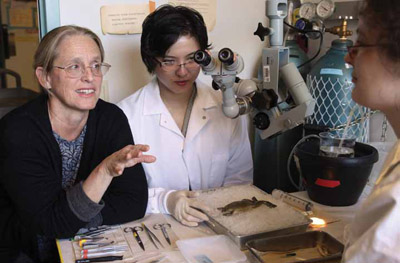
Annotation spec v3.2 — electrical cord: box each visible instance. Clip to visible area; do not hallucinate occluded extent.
[284,21,323,69]
[287,134,320,190]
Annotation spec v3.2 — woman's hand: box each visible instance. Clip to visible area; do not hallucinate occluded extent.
[83,144,155,203]
[166,190,210,227]
[101,144,156,177]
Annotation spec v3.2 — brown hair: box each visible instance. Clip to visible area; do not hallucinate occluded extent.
[33,25,104,78]
[360,0,400,64]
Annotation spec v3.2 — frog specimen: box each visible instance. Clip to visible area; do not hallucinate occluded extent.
[218,196,276,216]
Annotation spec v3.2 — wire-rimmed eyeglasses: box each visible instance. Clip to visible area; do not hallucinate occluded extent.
[346,44,387,59]
[53,62,111,78]
[156,57,200,72]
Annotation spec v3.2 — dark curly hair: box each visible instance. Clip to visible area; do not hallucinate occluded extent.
[360,0,400,64]
[140,4,211,73]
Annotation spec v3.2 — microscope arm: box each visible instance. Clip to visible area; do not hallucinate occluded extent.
[195,48,257,118]
[213,75,241,118]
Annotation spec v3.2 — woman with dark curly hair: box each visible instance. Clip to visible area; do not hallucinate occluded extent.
[342,0,400,262]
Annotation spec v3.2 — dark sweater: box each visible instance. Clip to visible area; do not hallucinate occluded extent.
[0,95,148,261]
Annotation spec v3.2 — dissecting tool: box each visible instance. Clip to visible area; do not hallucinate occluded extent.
[81,250,125,259]
[75,226,112,240]
[81,244,128,254]
[124,226,145,251]
[79,240,113,248]
[75,255,123,263]
[153,223,171,245]
[82,226,110,236]
[75,236,105,241]
[141,223,164,249]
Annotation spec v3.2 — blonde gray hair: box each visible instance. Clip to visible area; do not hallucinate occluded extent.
[34,25,104,79]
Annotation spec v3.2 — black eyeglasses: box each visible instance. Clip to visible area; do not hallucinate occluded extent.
[347,44,388,59]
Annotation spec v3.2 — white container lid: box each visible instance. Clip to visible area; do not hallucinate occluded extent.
[177,235,246,263]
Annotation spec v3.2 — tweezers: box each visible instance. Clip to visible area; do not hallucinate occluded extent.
[81,241,115,249]
[75,226,111,240]
[141,223,164,249]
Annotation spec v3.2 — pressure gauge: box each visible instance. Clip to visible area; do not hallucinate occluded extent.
[299,2,316,20]
[316,0,335,19]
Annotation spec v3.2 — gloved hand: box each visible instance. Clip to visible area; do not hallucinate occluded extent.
[166,190,210,227]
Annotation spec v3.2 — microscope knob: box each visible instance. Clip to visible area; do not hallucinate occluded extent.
[194,50,212,66]
[218,48,235,65]
[251,89,278,110]
[212,80,220,90]
[253,112,270,130]
[254,22,271,41]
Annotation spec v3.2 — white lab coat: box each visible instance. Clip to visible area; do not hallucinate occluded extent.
[342,140,400,263]
[118,79,253,214]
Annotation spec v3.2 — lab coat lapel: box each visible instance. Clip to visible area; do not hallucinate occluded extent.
[185,82,218,143]
[376,140,400,185]
[143,79,183,137]
[159,113,182,137]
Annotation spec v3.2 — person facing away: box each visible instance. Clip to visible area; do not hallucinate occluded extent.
[0,25,155,263]
[341,0,400,262]
[118,5,253,227]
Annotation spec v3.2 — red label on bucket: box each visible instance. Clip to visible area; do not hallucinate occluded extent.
[315,178,341,188]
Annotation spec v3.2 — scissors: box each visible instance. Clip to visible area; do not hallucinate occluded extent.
[141,223,164,249]
[124,226,145,251]
[153,223,171,245]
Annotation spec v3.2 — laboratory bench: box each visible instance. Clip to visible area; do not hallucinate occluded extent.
[57,191,362,263]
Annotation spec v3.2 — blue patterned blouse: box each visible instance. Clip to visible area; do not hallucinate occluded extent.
[54,125,87,189]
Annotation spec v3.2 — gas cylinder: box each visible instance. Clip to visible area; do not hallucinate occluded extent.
[286,39,311,79]
[306,20,369,141]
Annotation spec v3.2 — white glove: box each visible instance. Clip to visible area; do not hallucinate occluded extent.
[166,190,210,227]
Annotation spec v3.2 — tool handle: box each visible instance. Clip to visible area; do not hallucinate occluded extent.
[75,255,123,263]
[162,228,170,242]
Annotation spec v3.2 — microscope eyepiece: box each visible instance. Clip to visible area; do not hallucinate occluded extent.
[218,48,235,65]
[194,50,212,66]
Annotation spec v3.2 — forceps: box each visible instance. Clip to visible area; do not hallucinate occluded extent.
[142,223,164,249]
[74,226,110,239]
[124,226,145,251]
[153,223,171,245]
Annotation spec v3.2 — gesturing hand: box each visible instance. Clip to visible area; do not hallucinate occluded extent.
[102,144,156,177]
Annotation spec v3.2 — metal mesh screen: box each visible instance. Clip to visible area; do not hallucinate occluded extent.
[306,75,370,142]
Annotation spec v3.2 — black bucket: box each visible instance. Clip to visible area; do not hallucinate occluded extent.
[295,139,379,206]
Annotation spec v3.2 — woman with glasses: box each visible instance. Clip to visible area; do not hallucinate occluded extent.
[0,25,155,262]
[118,5,253,227]
[342,0,400,262]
